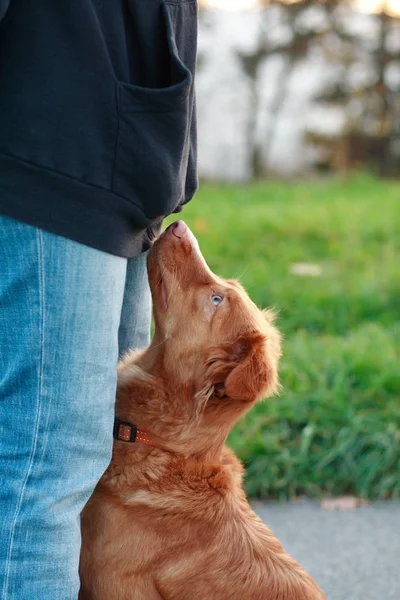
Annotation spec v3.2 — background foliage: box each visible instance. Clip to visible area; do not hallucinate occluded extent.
[197,0,400,179]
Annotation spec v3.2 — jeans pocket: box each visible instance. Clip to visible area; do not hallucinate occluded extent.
[112,1,198,221]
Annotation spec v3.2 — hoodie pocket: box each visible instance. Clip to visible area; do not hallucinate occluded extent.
[112,1,197,221]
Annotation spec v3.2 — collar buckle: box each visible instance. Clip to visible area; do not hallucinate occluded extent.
[113,419,137,443]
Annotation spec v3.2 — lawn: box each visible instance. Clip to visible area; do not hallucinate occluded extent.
[166,173,400,500]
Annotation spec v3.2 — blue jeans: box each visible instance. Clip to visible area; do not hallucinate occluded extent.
[0,216,151,599]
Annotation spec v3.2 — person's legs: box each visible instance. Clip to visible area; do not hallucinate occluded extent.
[0,216,127,600]
[118,251,152,357]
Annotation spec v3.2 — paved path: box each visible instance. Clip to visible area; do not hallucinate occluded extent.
[254,500,400,600]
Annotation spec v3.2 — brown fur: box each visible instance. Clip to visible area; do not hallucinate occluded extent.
[79,223,326,600]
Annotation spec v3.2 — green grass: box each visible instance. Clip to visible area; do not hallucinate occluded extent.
[166,173,400,499]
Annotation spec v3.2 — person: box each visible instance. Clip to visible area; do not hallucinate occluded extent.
[0,1,198,598]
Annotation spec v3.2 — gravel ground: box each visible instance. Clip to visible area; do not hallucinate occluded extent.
[254,500,400,600]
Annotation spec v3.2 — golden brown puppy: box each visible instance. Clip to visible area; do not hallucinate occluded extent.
[79,221,326,600]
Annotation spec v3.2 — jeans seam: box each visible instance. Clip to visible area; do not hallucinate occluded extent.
[1,229,45,600]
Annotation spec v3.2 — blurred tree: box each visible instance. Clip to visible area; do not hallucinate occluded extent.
[307,0,400,175]
[233,0,400,177]
[238,0,324,177]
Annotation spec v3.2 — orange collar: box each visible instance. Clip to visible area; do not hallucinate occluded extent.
[113,418,156,447]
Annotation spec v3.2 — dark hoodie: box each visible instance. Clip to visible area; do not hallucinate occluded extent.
[0,0,198,257]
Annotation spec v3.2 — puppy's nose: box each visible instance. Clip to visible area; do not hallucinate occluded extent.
[169,221,187,239]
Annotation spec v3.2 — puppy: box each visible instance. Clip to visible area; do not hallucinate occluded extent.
[80,221,326,600]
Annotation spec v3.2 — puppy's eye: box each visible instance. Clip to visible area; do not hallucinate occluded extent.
[211,294,223,307]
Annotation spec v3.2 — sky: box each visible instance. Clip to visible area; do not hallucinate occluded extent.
[202,0,400,15]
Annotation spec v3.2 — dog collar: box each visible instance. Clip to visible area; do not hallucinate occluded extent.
[113,418,156,446]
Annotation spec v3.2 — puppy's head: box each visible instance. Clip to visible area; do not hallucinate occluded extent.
[118,221,281,456]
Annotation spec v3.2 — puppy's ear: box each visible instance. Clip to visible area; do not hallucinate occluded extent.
[204,330,281,403]
[225,332,280,401]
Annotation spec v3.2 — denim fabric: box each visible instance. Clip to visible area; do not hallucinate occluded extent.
[118,254,152,358]
[0,216,151,599]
